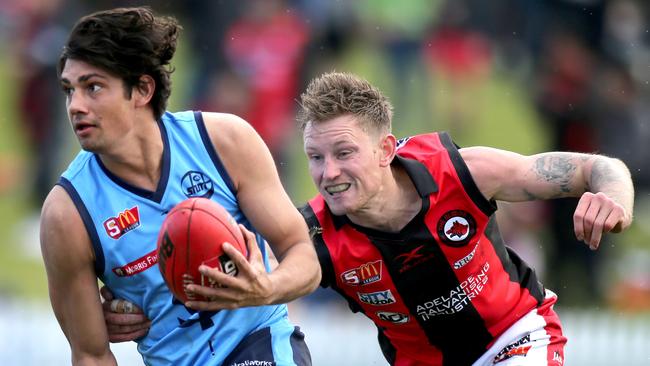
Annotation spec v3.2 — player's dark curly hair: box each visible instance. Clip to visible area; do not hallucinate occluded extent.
[58,7,181,120]
[297,72,393,135]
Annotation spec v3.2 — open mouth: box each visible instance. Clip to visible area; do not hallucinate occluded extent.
[74,122,94,134]
[325,183,351,195]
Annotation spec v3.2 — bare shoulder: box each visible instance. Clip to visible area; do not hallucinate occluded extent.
[41,186,78,234]
[459,146,522,175]
[458,146,527,200]
[41,186,94,265]
[201,112,259,154]
[200,112,274,190]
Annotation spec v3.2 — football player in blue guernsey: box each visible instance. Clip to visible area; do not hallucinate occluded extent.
[104,72,634,365]
[39,7,320,366]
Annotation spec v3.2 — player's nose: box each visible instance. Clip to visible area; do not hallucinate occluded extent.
[322,158,341,180]
[67,91,89,115]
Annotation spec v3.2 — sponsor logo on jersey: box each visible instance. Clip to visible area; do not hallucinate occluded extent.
[394,245,435,273]
[453,243,479,269]
[552,351,564,365]
[112,249,158,277]
[341,260,383,286]
[103,206,141,239]
[230,361,274,366]
[493,334,532,363]
[181,171,214,198]
[396,136,412,150]
[376,311,409,324]
[416,262,490,320]
[358,290,396,306]
[437,210,476,247]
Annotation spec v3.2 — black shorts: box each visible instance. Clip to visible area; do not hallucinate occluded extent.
[222,325,311,366]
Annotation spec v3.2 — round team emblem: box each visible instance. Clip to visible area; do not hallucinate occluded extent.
[437,210,476,247]
[181,171,214,199]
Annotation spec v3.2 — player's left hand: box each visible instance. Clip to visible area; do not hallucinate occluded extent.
[100,286,151,343]
[184,224,274,311]
[573,191,632,250]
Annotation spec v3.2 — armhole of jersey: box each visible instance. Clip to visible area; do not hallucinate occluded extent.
[57,177,105,277]
[300,202,367,315]
[438,132,496,216]
[194,111,237,196]
[486,217,545,305]
[377,328,397,366]
[299,203,333,288]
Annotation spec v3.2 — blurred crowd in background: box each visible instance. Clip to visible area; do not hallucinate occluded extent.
[1,0,649,314]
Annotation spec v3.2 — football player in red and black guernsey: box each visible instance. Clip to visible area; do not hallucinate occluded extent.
[102,72,634,366]
[296,72,633,366]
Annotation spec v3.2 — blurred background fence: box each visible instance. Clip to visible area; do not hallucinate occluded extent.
[0,300,649,365]
[1,0,649,364]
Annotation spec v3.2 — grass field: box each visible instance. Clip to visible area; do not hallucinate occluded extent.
[0,47,49,300]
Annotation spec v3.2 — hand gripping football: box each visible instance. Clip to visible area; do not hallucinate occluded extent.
[156,197,247,302]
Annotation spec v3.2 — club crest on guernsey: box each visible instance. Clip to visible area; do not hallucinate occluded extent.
[437,210,476,247]
[181,171,214,199]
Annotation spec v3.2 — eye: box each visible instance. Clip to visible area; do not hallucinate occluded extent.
[308,154,322,162]
[337,150,352,159]
[88,83,102,93]
[61,85,73,96]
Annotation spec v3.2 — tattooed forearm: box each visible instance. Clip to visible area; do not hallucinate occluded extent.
[521,188,540,200]
[533,154,577,193]
[590,157,621,191]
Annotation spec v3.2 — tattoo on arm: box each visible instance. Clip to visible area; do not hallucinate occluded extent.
[590,158,621,191]
[522,189,540,200]
[533,155,577,193]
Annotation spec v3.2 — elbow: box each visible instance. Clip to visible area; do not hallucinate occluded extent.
[70,338,115,366]
[307,264,322,294]
[300,247,322,296]
[72,351,116,366]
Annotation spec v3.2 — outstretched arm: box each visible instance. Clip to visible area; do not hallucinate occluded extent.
[41,186,117,365]
[462,147,634,249]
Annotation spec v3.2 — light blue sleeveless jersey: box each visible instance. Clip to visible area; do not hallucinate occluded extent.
[59,111,291,365]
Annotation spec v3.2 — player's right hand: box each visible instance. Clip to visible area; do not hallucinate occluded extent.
[573,191,632,250]
[100,285,151,343]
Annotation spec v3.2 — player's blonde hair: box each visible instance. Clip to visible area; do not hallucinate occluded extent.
[297,72,393,135]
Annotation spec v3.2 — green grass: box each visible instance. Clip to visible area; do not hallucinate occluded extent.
[0,49,49,300]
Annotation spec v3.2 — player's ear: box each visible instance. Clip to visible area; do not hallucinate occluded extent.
[133,74,155,107]
[379,133,397,167]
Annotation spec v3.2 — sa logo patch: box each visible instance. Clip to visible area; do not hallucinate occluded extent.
[437,210,476,247]
[103,206,141,240]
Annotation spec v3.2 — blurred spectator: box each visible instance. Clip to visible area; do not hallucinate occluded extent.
[14,0,69,207]
[180,1,243,105]
[531,2,609,306]
[422,0,493,137]
[220,0,310,175]
[293,0,357,77]
[354,0,437,118]
[196,69,252,122]
[600,0,650,188]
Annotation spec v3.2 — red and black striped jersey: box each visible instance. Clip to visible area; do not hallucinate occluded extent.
[300,132,546,366]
